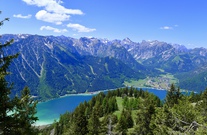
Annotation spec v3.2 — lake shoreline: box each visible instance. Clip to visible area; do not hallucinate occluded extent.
[37,86,167,103]
[34,86,194,126]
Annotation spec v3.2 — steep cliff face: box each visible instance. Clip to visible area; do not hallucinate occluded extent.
[71,37,145,71]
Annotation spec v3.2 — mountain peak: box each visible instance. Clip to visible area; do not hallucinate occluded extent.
[122,37,133,44]
[172,44,188,52]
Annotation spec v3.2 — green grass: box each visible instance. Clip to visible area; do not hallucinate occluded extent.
[114,96,138,134]
[124,72,179,90]
[114,97,138,119]
[155,68,165,72]
[160,73,179,84]
[172,56,183,64]
[124,79,148,87]
[114,97,123,119]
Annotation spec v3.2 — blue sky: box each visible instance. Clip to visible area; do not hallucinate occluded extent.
[0,0,207,48]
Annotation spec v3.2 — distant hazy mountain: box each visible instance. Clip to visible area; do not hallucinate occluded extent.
[2,34,207,99]
[123,40,207,73]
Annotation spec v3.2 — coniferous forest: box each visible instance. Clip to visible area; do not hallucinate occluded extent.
[40,86,207,135]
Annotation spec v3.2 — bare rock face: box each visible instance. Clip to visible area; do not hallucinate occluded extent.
[2,34,207,98]
[2,35,144,100]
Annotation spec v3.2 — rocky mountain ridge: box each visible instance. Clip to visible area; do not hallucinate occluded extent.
[2,34,144,100]
[1,34,207,99]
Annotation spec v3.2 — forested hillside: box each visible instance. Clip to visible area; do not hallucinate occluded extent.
[1,35,145,100]
[40,86,207,135]
[2,34,207,100]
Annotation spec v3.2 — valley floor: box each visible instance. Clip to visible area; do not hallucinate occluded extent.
[124,73,179,90]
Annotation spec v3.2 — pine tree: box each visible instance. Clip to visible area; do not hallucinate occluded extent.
[165,84,181,107]
[134,97,155,135]
[122,96,128,109]
[0,12,38,134]
[170,96,199,134]
[116,110,128,135]
[0,71,16,134]
[72,103,88,135]
[87,106,101,135]
[151,97,200,134]
[200,88,207,122]
[13,87,38,134]
[150,105,173,134]
[129,87,133,97]
[195,88,207,134]
[0,12,19,135]
[94,101,103,117]
[126,110,134,128]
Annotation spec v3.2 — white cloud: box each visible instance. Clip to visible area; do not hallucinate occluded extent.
[67,23,96,33]
[40,26,68,33]
[36,10,70,25]
[22,0,83,24]
[13,14,32,19]
[45,2,83,15]
[22,0,83,14]
[160,26,173,30]
[23,0,58,7]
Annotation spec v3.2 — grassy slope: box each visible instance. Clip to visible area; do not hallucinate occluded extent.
[114,97,137,133]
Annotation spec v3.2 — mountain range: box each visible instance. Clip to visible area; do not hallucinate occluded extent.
[1,34,207,100]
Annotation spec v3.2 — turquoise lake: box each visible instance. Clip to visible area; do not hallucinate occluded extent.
[35,88,167,126]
